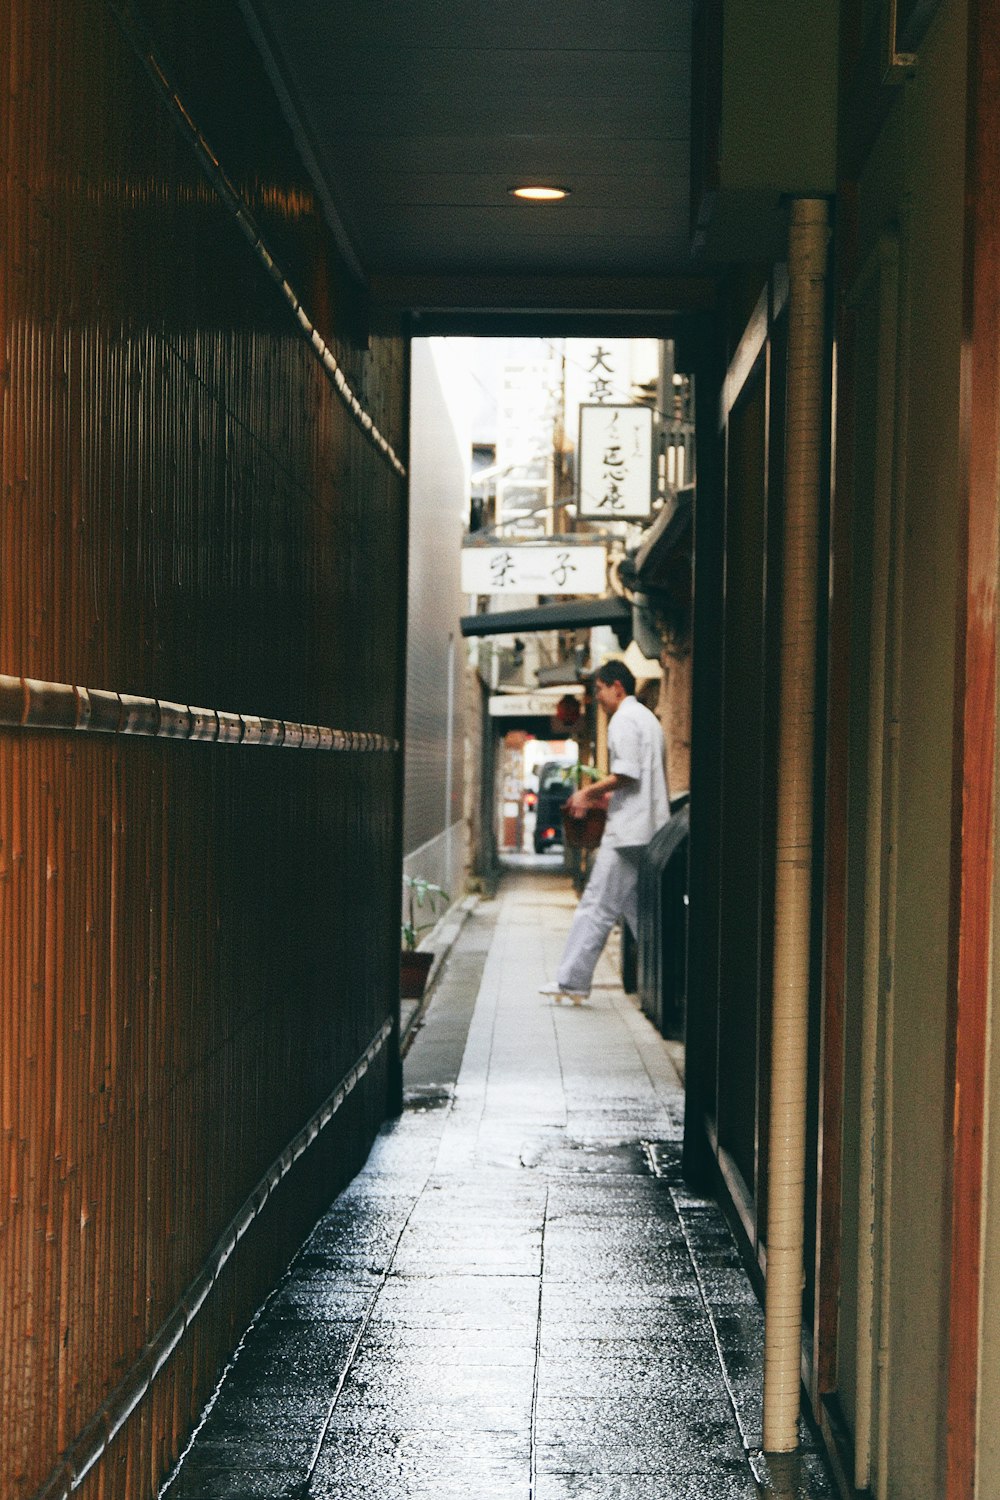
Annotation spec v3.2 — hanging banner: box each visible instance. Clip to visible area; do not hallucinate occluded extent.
[461,544,606,596]
[578,403,655,519]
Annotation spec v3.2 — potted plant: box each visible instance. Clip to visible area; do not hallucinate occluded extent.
[561,763,610,850]
[401,876,449,998]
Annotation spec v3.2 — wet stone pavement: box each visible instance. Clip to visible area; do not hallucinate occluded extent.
[163,871,838,1500]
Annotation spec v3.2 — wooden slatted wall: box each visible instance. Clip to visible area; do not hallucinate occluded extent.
[0,1,408,1495]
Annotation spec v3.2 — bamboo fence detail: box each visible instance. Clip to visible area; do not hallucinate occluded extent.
[108,0,408,479]
[0,675,398,754]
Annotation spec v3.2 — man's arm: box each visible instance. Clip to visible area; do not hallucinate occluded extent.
[566,771,635,817]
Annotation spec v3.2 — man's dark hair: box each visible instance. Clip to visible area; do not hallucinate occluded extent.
[594,660,636,697]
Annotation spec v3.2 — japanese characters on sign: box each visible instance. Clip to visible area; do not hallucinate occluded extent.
[489,691,585,719]
[587,344,616,403]
[461,545,607,596]
[578,403,654,520]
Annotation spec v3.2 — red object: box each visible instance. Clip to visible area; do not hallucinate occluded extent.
[400,950,434,998]
[524,790,537,808]
[543,826,556,839]
[562,807,606,849]
[554,694,581,726]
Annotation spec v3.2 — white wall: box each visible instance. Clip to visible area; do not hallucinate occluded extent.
[404,339,473,910]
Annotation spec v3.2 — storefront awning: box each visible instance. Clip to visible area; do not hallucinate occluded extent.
[460,596,631,639]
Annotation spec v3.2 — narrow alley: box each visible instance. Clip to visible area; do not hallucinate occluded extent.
[164,872,836,1500]
[11,4,1000,1496]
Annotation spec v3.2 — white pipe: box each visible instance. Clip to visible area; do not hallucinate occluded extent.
[763,197,830,1453]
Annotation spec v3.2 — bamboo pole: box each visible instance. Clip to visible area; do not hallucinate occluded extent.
[762,197,831,1453]
[0,674,397,753]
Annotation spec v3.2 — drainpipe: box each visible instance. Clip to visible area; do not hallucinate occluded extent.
[444,631,456,891]
[763,197,830,1453]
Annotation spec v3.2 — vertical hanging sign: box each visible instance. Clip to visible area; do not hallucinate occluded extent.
[578,404,655,519]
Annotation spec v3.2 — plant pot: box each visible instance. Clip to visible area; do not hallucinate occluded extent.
[400,949,434,999]
[561,807,607,850]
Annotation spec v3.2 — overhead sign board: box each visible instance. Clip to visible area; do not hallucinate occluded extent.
[461,544,606,596]
[578,403,655,520]
[489,691,584,718]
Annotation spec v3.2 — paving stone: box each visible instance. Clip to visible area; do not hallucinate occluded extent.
[169,1469,307,1500]
[340,1351,534,1408]
[308,1450,528,1500]
[354,1325,538,1368]
[369,1273,540,1332]
[310,1426,530,1467]
[536,1469,756,1500]
[537,1345,731,1400]
[192,1390,330,1442]
[327,1391,535,1433]
[267,1279,375,1323]
[534,1435,748,1479]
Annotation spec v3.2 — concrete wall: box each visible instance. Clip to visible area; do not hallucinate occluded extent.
[404,339,471,908]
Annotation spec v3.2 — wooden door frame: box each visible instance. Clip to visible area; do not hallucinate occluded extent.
[686,271,797,1271]
[945,3,1000,1494]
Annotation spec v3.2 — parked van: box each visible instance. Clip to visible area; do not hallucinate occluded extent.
[533,760,576,853]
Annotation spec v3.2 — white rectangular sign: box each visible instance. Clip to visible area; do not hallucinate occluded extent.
[578,403,654,520]
[461,545,606,596]
[489,691,583,717]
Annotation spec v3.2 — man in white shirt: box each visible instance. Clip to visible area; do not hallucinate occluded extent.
[540,660,670,1004]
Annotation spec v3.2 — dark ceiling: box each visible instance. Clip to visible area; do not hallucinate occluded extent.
[245,0,701,324]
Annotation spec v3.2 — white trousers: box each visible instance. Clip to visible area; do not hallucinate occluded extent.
[556,844,641,994]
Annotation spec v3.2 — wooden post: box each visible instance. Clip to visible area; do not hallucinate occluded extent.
[945,4,1000,1494]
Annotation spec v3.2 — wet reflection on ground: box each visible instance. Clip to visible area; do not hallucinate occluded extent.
[165,872,836,1499]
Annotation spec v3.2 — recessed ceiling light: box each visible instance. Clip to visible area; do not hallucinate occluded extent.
[509,185,569,201]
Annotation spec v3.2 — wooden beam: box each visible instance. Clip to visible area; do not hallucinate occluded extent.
[946,3,1000,1495]
[813,179,858,1409]
[719,283,768,426]
[369,272,717,315]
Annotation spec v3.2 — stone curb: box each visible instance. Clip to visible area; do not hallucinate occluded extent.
[400,893,479,1055]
